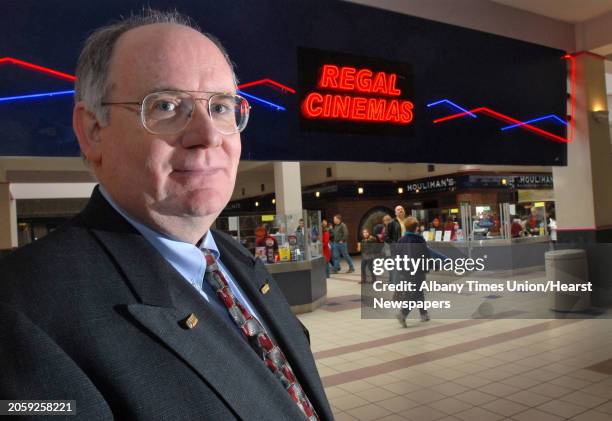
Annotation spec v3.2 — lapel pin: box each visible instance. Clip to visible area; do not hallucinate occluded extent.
[184,313,199,329]
[260,282,270,294]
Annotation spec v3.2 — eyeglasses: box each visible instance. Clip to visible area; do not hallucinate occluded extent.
[101,90,251,135]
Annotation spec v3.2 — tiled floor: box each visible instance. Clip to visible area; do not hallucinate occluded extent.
[298,258,612,421]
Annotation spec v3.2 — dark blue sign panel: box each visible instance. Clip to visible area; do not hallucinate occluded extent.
[298,48,415,137]
[0,0,567,165]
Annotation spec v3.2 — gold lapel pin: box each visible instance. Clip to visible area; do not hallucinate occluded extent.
[260,282,270,294]
[185,313,199,329]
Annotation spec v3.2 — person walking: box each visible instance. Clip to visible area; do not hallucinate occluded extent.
[321,218,332,277]
[394,217,431,327]
[332,214,355,273]
[384,206,405,243]
[359,228,378,283]
[385,207,405,284]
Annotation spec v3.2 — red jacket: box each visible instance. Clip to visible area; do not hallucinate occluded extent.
[322,229,331,262]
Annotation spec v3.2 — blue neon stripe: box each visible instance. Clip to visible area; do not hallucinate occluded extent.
[237,89,285,111]
[0,89,286,113]
[0,89,75,103]
[501,114,567,131]
[427,99,477,118]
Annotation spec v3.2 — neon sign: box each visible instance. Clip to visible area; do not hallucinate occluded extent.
[0,57,294,111]
[301,64,414,124]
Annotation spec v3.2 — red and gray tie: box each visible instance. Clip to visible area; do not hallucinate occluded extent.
[202,249,319,421]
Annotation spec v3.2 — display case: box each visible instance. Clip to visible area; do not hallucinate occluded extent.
[213,210,327,313]
[411,202,551,244]
[214,210,323,263]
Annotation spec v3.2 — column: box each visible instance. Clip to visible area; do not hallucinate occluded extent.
[0,183,18,250]
[552,52,612,306]
[552,52,612,242]
[274,161,305,257]
[274,162,303,217]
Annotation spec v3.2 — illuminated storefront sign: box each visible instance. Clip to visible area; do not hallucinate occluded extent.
[302,65,413,124]
[406,177,457,193]
[408,174,553,193]
[298,48,415,136]
[514,175,553,187]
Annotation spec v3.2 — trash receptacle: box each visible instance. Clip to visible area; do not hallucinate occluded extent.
[545,249,589,312]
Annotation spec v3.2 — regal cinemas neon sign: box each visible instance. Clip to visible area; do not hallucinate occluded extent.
[301,64,414,124]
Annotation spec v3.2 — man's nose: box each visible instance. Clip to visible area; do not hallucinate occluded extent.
[181,100,222,148]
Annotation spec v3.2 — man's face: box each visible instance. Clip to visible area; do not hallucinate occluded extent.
[395,206,405,218]
[383,216,391,225]
[333,217,340,225]
[94,24,240,226]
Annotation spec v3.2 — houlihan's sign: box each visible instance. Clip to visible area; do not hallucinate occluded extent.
[406,177,457,193]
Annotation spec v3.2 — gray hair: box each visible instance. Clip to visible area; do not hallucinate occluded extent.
[75,8,237,125]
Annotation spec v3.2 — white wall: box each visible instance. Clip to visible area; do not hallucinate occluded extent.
[577,11,612,53]
[343,0,575,51]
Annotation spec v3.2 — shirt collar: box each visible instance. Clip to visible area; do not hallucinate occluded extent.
[98,185,220,287]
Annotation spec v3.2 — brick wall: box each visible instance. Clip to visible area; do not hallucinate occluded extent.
[320,198,398,254]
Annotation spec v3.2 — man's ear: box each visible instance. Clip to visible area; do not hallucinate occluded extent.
[73,102,103,165]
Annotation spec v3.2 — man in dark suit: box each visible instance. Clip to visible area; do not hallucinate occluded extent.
[0,9,332,421]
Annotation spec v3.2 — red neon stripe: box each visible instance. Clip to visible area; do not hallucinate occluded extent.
[433,108,482,124]
[1,57,297,97]
[434,55,576,144]
[0,57,76,82]
[480,108,568,143]
[434,107,568,143]
[237,78,296,94]
[563,54,576,143]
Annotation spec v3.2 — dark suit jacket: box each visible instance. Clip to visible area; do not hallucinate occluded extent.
[0,188,333,420]
[384,220,402,243]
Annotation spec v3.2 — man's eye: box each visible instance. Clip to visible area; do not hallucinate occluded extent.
[155,101,178,112]
[211,103,231,114]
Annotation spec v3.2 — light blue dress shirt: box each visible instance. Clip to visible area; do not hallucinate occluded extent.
[99,186,263,324]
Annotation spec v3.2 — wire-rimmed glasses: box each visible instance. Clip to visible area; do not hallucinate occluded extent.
[101,90,251,135]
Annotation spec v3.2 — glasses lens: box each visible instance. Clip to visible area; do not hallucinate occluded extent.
[142,91,193,134]
[209,94,250,134]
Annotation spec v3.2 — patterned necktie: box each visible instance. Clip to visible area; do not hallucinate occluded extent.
[201,249,319,421]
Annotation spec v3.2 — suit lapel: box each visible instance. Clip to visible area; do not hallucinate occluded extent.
[80,189,305,421]
[214,230,334,420]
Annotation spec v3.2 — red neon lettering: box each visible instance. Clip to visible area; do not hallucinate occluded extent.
[319,65,339,89]
[399,101,414,123]
[301,92,323,117]
[387,74,401,96]
[371,72,387,94]
[301,94,414,124]
[350,97,368,120]
[384,100,400,122]
[356,69,373,92]
[322,94,333,117]
[338,67,356,90]
[318,64,402,96]
[367,98,386,120]
[303,66,414,125]
[332,95,351,118]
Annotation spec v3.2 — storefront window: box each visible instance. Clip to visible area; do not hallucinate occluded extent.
[214,210,322,264]
[411,209,464,242]
[512,201,553,237]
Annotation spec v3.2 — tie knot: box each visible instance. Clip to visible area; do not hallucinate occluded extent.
[201,249,217,272]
